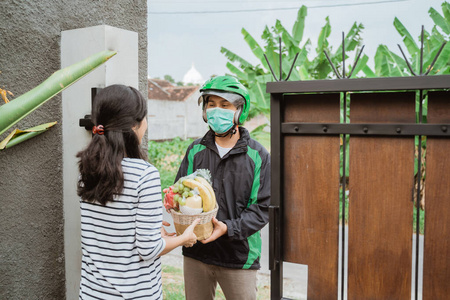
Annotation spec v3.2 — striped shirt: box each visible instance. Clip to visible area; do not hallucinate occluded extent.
[79,158,166,299]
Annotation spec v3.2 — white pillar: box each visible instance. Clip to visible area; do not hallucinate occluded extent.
[61,25,138,299]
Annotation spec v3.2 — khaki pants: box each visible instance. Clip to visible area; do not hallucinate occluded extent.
[183,256,257,300]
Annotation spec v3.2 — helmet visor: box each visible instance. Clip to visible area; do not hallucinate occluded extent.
[198,90,245,108]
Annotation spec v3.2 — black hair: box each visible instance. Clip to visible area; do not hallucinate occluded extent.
[76,84,147,205]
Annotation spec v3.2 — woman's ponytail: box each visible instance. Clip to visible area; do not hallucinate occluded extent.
[76,85,147,205]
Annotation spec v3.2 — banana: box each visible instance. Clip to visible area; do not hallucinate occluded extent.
[182,178,215,212]
[195,176,216,211]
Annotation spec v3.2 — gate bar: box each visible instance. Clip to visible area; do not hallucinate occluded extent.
[341,93,348,300]
[414,89,424,300]
[281,123,450,136]
[267,75,450,93]
[270,93,284,299]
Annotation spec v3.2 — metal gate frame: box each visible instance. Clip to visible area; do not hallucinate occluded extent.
[268,74,450,299]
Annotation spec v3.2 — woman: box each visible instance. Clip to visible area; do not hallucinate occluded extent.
[76,84,198,299]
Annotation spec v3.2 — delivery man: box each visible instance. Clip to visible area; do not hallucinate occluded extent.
[175,75,271,300]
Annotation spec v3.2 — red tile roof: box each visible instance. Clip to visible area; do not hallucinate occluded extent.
[148,79,199,101]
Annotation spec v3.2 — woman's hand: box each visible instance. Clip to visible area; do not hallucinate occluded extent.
[201,217,227,244]
[182,218,200,247]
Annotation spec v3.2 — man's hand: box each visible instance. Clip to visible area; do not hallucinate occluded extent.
[201,217,227,244]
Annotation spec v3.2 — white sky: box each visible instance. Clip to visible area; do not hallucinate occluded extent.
[148,0,446,82]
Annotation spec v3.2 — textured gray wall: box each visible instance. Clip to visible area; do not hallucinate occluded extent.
[0,1,147,299]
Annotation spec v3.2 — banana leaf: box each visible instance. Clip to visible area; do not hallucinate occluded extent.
[225,62,248,81]
[393,17,419,57]
[429,7,450,34]
[0,50,117,137]
[315,17,331,55]
[313,17,332,79]
[374,45,408,77]
[262,25,277,52]
[242,28,268,70]
[249,123,270,151]
[220,47,255,69]
[291,5,307,45]
[274,20,297,49]
[0,122,57,150]
[362,64,376,78]
[297,64,311,80]
[249,81,269,110]
[432,42,450,74]
[348,53,369,78]
[255,74,273,84]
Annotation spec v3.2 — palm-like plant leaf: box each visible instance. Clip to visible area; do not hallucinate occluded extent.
[220,47,255,69]
[332,22,365,60]
[431,42,450,74]
[225,62,249,81]
[316,16,331,56]
[348,53,369,78]
[394,17,419,56]
[374,45,408,77]
[242,28,268,70]
[291,6,307,45]
[0,121,57,150]
[0,50,116,137]
[429,7,450,34]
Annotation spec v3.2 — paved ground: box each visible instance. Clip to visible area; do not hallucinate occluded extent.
[162,211,424,300]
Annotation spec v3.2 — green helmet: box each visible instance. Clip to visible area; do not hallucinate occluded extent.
[198,75,250,125]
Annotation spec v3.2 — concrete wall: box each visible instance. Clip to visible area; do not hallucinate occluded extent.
[0,2,147,299]
[148,90,208,140]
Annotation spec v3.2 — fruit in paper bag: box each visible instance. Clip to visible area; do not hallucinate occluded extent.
[186,194,202,209]
[179,195,203,215]
[182,178,216,212]
[194,176,216,210]
[163,187,178,211]
[163,169,216,214]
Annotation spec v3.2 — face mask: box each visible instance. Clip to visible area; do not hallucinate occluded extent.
[206,107,235,134]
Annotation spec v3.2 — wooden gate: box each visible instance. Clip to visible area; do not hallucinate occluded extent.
[268,76,450,299]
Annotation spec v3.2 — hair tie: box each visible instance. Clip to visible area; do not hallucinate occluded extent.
[92,125,105,135]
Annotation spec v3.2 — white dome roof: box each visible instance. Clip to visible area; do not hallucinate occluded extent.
[182,63,204,85]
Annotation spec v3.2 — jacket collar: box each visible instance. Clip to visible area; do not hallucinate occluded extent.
[202,127,250,154]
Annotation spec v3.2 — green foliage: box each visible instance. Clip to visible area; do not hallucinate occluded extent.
[218,2,447,235]
[148,137,194,190]
[413,207,425,234]
[221,5,366,148]
[0,50,116,148]
[164,74,176,84]
[365,1,450,77]
[339,188,349,224]
[249,124,270,151]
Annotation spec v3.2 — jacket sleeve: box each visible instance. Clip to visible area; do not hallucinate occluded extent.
[223,151,271,240]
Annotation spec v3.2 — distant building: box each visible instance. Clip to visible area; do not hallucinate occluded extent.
[182,63,204,85]
[147,78,208,140]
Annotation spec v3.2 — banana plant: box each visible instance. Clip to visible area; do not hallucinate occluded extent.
[220,4,366,150]
[363,1,450,77]
[0,50,117,150]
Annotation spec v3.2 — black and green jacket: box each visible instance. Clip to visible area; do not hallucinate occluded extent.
[175,127,271,270]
